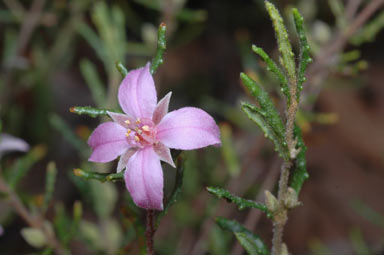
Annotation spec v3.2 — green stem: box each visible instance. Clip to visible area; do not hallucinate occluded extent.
[150,23,167,74]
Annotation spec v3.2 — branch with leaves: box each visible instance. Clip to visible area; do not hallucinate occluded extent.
[208,2,311,254]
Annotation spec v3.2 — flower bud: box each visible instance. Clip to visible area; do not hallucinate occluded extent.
[281,243,289,255]
[285,187,302,209]
[265,190,278,212]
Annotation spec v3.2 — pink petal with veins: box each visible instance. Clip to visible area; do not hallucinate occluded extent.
[88,122,130,162]
[117,148,138,173]
[107,111,133,127]
[153,92,172,124]
[118,63,157,119]
[125,147,163,210]
[153,142,175,167]
[157,107,221,150]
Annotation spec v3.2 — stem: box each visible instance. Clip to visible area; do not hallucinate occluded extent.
[271,63,299,255]
[145,210,155,255]
[271,162,291,255]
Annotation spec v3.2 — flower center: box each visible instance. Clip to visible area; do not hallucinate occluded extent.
[124,118,157,148]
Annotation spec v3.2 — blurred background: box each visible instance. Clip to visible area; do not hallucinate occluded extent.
[0,0,384,254]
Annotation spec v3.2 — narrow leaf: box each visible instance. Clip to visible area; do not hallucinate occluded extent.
[115,60,128,77]
[69,106,119,118]
[42,162,57,212]
[235,232,265,255]
[350,199,384,229]
[240,73,286,140]
[150,23,166,74]
[265,1,296,83]
[241,102,289,160]
[73,168,124,182]
[207,187,271,218]
[79,59,106,107]
[252,45,289,99]
[289,125,308,194]
[292,8,312,99]
[216,217,269,255]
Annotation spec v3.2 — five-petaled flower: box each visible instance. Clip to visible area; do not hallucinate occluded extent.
[88,63,221,210]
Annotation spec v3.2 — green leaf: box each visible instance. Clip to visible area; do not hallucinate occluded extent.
[79,59,106,107]
[76,23,107,63]
[251,45,289,99]
[207,187,271,218]
[42,162,57,212]
[21,227,47,248]
[350,199,384,229]
[292,8,312,99]
[216,217,269,255]
[115,60,128,77]
[73,168,124,182]
[157,155,185,225]
[6,145,47,189]
[240,73,285,139]
[150,23,167,74]
[265,1,296,83]
[241,101,289,160]
[289,125,309,194]
[69,106,119,118]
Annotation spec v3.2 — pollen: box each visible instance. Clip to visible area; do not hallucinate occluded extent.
[142,125,150,131]
[125,129,132,136]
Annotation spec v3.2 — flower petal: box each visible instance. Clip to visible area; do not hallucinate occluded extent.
[125,147,164,210]
[152,92,172,124]
[88,122,130,162]
[157,107,221,150]
[153,142,175,168]
[117,148,137,173]
[0,133,29,158]
[108,111,133,127]
[118,63,157,119]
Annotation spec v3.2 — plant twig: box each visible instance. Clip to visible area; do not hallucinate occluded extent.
[146,209,155,255]
[0,172,66,255]
[304,0,384,108]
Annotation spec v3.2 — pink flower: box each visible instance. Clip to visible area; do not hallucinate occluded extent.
[0,133,29,159]
[88,63,221,210]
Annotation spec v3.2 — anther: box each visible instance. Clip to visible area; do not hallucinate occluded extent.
[134,135,140,142]
[142,125,150,132]
[135,118,141,124]
[125,120,131,125]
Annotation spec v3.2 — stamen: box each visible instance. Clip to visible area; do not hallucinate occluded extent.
[135,118,141,124]
[142,125,150,132]
[125,120,131,125]
[134,135,140,142]
[134,127,142,134]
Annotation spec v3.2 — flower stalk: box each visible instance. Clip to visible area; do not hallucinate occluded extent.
[145,210,155,255]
